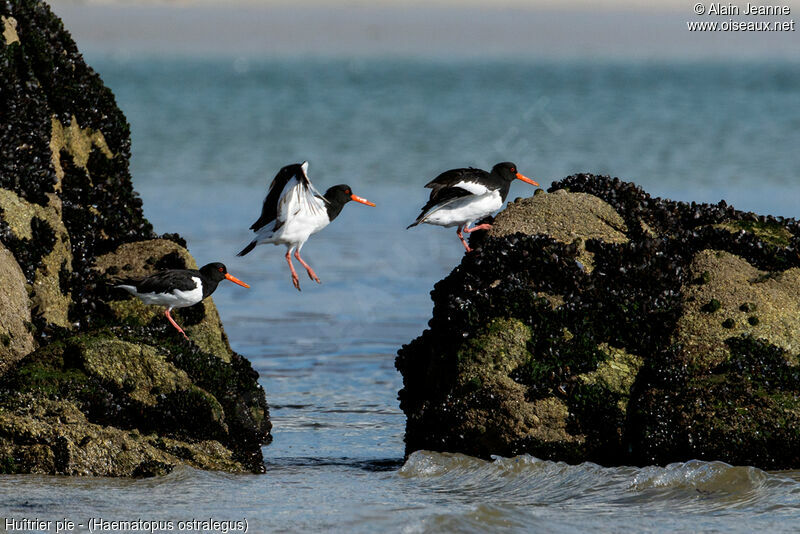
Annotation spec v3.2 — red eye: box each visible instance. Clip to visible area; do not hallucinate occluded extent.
[218,267,224,272]
[511,167,516,173]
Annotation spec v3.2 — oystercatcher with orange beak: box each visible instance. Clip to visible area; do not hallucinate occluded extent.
[115,262,250,339]
[238,161,376,290]
[407,162,539,252]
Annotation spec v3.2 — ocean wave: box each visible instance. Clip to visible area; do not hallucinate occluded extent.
[631,460,768,494]
[398,450,800,513]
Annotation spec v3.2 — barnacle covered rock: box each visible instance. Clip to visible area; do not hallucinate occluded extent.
[0,396,242,476]
[0,243,35,372]
[0,0,271,476]
[398,174,800,469]
[676,249,800,367]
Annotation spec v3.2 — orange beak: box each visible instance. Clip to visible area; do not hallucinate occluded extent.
[225,273,250,288]
[350,194,376,207]
[516,172,539,187]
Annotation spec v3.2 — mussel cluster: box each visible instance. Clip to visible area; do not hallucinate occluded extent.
[397,174,800,468]
[0,1,271,474]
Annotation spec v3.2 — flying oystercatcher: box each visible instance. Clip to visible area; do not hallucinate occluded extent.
[115,262,250,339]
[407,161,539,252]
[237,161,376,290]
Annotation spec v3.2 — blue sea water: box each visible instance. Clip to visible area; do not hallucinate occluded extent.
[2,56,800,532]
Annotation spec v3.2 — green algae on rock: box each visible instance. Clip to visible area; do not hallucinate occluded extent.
[397,174,800,470]
[675,249,800,367]
[0,396,243,476]
[0,0,271,476]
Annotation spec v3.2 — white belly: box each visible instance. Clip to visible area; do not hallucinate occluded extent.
[255,209,329,249]
[424,191,503,228]
[119,276,203,310]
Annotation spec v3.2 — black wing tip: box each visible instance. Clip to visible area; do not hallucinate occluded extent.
[237,241,257,257]
[406,221,418,230]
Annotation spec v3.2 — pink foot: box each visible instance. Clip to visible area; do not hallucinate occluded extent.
[165,309,189,340]
[457,226,472,253]
[286,250,302,291]
[464,223,492,233]
[295,251,321,284]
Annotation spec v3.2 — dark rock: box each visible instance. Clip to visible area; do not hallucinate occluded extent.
[0,0,271,476]
[701,299,722,313]
[397,176,800,469]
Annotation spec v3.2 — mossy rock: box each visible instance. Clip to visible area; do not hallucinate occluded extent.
[93,238,196,279]
[0,243,35,372]
[489,190,628,272]
[0,0,270,476]
[676,249,800,367]
[7,334,229,442]
[457,317,533,374]
[632,336,800,469]
[0,396,242,476]
[490,190,629,244]
[79,337,198,407]
[402,316,642,462]
[578,344,643,409]
[399,173,800,469]
[0,188,73,328]
[714,219,793,248]
[455,319,587,459]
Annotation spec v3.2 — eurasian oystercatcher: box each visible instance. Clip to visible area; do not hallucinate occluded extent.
[407,161,539,252]
[115,262,250,339]
[237,161,375,290]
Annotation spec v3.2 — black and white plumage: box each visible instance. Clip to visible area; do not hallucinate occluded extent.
[115,262,250,339]
[407,161,539,252]
[238,161,375,291]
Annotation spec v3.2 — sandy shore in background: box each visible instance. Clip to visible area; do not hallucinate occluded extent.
[44,2,800,58]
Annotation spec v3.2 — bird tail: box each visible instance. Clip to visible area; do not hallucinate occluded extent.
[407,211,428,229]
[237,240,257,257]
[114,283,137,296]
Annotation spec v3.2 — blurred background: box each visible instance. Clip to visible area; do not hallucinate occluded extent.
[49,0,800,60]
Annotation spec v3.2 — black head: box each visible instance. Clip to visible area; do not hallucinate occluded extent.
[199,262,229,283]
[323,184,376,221]
[324,184,355,206]
[199,263,250,290]
[491,162,520,182]
[491,162,539,186]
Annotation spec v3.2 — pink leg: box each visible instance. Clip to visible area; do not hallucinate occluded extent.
[295,250,321,284]
[165,309,189,340]
[286,250,301,291]
[464,223,492,233]
[456,225,472,253]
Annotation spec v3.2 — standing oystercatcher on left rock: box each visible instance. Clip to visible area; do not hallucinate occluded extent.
[407,161,539,252]
[237,161,375,291]
[115,262,250,339]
